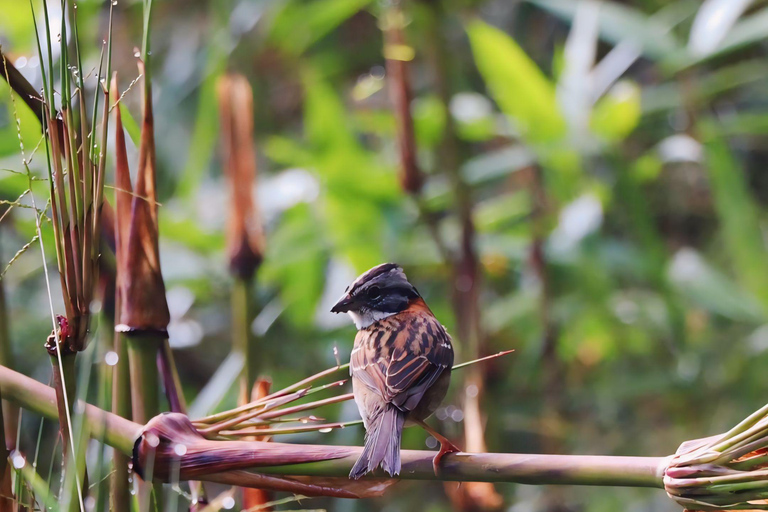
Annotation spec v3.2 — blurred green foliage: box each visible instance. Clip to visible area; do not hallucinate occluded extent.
[4,0,768,511]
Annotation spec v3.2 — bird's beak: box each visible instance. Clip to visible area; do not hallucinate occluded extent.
[331,293,355,313]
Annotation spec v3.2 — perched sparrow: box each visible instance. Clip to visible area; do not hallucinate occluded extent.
[331,263,459,479]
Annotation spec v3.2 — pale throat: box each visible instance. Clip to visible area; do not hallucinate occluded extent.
[348,309,396,329]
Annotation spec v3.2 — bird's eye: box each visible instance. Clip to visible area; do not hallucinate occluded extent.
[368,286,381,300]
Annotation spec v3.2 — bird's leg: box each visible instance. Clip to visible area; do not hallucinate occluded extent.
[415,419,461,475]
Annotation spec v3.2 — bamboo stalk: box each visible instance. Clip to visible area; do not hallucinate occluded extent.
[259,452,666,487]
[127,336,162,425]
[0,242,18,456]
[0,364,670,489]
[126,335,163,512]
[0,365,138,454]
[232,278,257,397]
[111,333,132,512]
[0,370,9,512]
[157,339,187,413]
[0,259,15,512]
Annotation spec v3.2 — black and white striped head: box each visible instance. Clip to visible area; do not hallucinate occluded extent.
[331,263,420,329]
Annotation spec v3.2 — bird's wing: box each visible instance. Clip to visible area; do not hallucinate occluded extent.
[351,312,453,412]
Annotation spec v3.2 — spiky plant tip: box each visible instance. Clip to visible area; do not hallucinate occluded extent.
[111,71,170,337]
[665,404,768,511]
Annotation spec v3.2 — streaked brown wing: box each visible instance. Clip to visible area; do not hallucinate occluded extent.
[351,313,453,412]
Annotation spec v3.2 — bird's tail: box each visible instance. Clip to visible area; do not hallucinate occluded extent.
[349,404,406,479]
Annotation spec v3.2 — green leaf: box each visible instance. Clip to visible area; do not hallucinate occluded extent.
[269,0,373,56]
[717,7,768,57]
[159,216,225,254]
[0,80,42,159]
[466,20,582,200]
[264,135,314,167]
[302,68,359,155]
[630,154,663,183]
[118,102,141,147]
[672,3,768,67]
[412,94,447,148]
[701,132,768,313]
[590,81,641,142]
[528,0,683,61]
[260,203,327,328]
[0,0,36,52]
[474,192,531,232]
[466,19,566,144]
[687,0,754,58]
[178,6,230,199]
[668,249,763,322]
[300,66,398,272]
[558,306,618,364]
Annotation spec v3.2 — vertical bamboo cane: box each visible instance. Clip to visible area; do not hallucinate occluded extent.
[0,269,13,511]
[110,331,132,512]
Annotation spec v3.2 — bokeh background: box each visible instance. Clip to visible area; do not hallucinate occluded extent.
[3,0,768,510]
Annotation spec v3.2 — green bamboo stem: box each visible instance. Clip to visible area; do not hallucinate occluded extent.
[16,457,57,510]
[258,452,668,487]
[0,365,137,453]
[0,375,8,512]
[0,267,14,511]
[232,277,257,397]
[127,336,161,424]
[158,339,187,412]
[0,266,18,454]
[126,335,163,512]
[0,365,670,489]
[111,333,132,512]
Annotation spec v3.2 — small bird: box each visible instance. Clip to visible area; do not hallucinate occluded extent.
[331,263,460,479]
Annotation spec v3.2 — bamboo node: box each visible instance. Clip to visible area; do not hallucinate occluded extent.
[44,315,81,356]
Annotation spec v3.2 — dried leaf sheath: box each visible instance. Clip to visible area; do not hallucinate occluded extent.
[114,64,170,335]
[216,74,265,280]
[112,74,133,281]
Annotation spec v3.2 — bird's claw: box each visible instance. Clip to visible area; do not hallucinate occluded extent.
[432,438,461,476]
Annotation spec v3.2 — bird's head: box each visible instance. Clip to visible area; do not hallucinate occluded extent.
[331,263,420,329]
